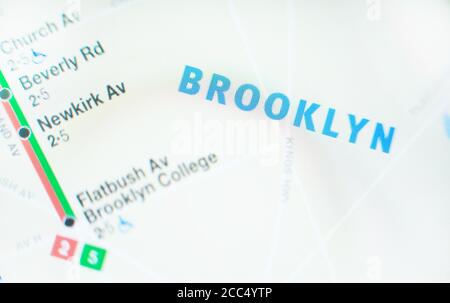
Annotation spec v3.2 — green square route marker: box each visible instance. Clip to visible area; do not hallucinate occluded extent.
[80,244,107,271]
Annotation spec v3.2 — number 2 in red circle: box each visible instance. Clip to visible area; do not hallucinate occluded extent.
[51,235,78,260]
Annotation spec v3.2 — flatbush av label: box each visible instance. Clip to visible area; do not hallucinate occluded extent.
[76,154,219,228]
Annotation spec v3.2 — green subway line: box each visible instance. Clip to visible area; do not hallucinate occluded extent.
[0,70,75,218]
[0,71,11,92]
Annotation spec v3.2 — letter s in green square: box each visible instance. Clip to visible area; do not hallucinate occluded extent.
[80,244,107,271]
